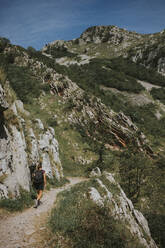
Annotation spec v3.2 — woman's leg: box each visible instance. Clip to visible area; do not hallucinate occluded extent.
[34,189,42,208]
[37,190,43,201]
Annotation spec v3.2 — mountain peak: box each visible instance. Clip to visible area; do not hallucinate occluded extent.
[78,25,143,45]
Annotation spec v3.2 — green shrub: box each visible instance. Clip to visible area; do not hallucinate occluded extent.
[0,188,34,211]
[3,108,20,128]
[109,57,165,87]
[47,177,69,188]
[45,45,77,59]
[0,54,9,71]
[62,59,144,95]
[49,181,125,248]
[7,64,49,103]
[118,147,152,200]
[124,103,165,139]
[0,37,10,52]
[0,66,7,86]
[150,87,165,104]
[145,214,165,248]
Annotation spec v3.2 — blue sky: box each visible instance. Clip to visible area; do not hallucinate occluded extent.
[0,0,165,50]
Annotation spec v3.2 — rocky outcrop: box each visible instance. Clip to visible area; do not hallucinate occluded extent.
[78,26,165,76]
[126,31,165,75]
[0,82,63,199]
[35,120,63,180]
[7,45,152,153]
[42,25,144,51]
[158,57,165,75]
[88,170,158,248]
[41,25,165,76]
[77,25,143,45]
[49,76,153,154]
[3,45,154,156]
[0,83,9,112]
[42,40,67,52]
[0,98,30,198]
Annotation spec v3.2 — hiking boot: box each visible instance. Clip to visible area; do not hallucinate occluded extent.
[33,199,39,208]
[38,200,42,205]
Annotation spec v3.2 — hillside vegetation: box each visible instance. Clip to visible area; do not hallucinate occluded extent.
[0,25,165,247]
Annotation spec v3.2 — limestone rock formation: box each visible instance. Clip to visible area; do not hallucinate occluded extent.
[3,44,153,155]
[0,82,63,199]
[49,75,153,154]
[78,25,142,45]
[88,170,158,248]
[42,25,165,75]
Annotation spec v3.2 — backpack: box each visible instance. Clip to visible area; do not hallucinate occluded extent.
[33,170,44,184]
[29,164,36,180]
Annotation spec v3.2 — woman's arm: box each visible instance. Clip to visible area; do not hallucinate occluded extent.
[43,172,46,187]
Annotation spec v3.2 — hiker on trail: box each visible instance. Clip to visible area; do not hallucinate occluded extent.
[33,162,46,208]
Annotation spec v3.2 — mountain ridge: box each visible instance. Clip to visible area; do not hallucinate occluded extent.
[0,25,165,247]
[42,25,165,75]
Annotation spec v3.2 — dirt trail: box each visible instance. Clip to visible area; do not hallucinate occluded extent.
[0,177,87,248]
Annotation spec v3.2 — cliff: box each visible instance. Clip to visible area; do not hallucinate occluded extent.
[49,169,158,247]
[0,81,63,199]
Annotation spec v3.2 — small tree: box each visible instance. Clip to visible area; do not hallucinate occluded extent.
[119,146,151,200]
[0,37,10,52]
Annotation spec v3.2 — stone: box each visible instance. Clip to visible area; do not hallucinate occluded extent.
[0,83,63,197]
[0,183,8,198]
[88,172,158,248]
[0,84,9,111]
[89,167,101,177]
[35,119,44,130]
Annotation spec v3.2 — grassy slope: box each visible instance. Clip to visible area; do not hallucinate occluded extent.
[41,43,165,247]
[49,180,125,248]
[1,42,165,247]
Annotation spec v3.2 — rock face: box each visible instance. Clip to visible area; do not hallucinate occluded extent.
[89,170,158,248]
[42,25,165,75]
[43,25,143,51]
[0,112,30,198]
[128,45,165,75]
[126,30,165,75]
[0,83,9,111]
[78,25,143,45]
[49,75,153,154]
[4,44,153,155]
[0,83,63,199]
[36,121,63,180]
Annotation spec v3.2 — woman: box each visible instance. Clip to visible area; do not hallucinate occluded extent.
[33,162,46,208]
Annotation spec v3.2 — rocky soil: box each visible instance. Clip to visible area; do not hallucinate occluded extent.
[0,177,87,248]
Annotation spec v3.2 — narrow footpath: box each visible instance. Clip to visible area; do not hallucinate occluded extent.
[0,177,87,248]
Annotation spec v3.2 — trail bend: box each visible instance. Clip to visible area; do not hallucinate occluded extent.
[0,177,87,248]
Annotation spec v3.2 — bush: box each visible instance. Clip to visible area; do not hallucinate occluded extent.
[63,59,144,95]
[0,67,7,86]
[49,181,125,248]
[150,87,165,104]
[118,147,152,200]
[0,188,34,211]
[47,177,69,188]
[0,37,10,52]
[7,64,49,103]
[125,103,165,138]
[3,108,20,128]
[145,214,165,248]
[109,57,165,87]
[45,45,77,59]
